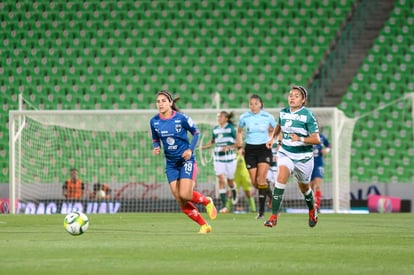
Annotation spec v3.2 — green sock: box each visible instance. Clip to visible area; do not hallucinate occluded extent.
[219,193,227,208]
[272,187,285,214]
[248,197,256,212]
[304,189,315,210]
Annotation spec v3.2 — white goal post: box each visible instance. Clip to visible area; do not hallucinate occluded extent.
[9,108,353,214]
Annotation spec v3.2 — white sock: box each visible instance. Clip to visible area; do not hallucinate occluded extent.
[275,182,286,189]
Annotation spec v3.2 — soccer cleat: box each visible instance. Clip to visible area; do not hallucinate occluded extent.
[198,224,212,234]
[264,214,278,228]
[231,198,238,205]
[205,197,217,220]
[309,206,318,227]
[219,207,230,214]
[256,213,265,219]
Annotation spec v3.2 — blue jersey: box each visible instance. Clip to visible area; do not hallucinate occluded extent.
[150,111,200,162]
[313,134,330,168]
[238,110,276,145]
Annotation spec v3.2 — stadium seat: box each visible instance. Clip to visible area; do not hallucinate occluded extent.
[340,0,414,183]
[4,0,413,185]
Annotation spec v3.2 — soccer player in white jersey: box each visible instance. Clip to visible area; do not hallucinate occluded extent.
[150,90,217,234]
[201,111,238,213]
[264,86,321,228]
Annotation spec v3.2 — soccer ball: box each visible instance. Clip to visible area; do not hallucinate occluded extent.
[63,211,89,236]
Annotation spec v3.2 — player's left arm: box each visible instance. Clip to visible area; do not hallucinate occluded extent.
[183,115,199,160]
[268,112,277,136]
[296,112,321,145]
[189,131,200,152]
[291,132,320,144]
[304,132,321,145]
[290,114,320,144]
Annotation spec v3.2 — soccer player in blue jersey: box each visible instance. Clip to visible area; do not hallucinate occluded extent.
[201,111,238,213]
[150,90,217,234]
[264,86,320,228]
[310,132,331,210]
[237,94,276,219]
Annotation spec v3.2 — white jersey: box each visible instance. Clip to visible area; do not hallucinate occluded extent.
[211,123,237,163]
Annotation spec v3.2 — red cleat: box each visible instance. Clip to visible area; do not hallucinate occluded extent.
[264,214,278,228]
[309,206,318,227]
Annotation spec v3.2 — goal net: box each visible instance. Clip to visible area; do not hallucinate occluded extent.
[9,108,353,214]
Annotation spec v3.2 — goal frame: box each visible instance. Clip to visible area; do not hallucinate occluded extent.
[9,107,350,214]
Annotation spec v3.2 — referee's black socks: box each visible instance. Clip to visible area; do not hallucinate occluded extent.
[258,185,268,215]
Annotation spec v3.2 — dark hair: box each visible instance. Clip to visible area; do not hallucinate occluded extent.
[292,86,308,106]
[70,168,78,172]
[292,86,307,99]
[219,111,235,125]
[249,94,263,109]
[156,90,181,111]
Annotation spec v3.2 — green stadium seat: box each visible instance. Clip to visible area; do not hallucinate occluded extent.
[4,0,413,185]
[340,0,413,181]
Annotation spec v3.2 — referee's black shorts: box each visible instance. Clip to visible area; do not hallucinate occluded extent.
[244,143,272,169]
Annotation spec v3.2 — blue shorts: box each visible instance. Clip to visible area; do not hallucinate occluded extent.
[165,158,198,183]
[311,165,324,180]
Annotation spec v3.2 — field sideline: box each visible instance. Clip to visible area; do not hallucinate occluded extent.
[0,213,413,274]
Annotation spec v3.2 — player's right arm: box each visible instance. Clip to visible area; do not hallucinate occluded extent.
[150,117,161,156]
[201,139,214,150]
[266,124,281,149]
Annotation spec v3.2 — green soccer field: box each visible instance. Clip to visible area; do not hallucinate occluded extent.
[0,213,413,275]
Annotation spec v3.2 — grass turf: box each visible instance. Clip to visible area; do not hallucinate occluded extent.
[0,213,413,275]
